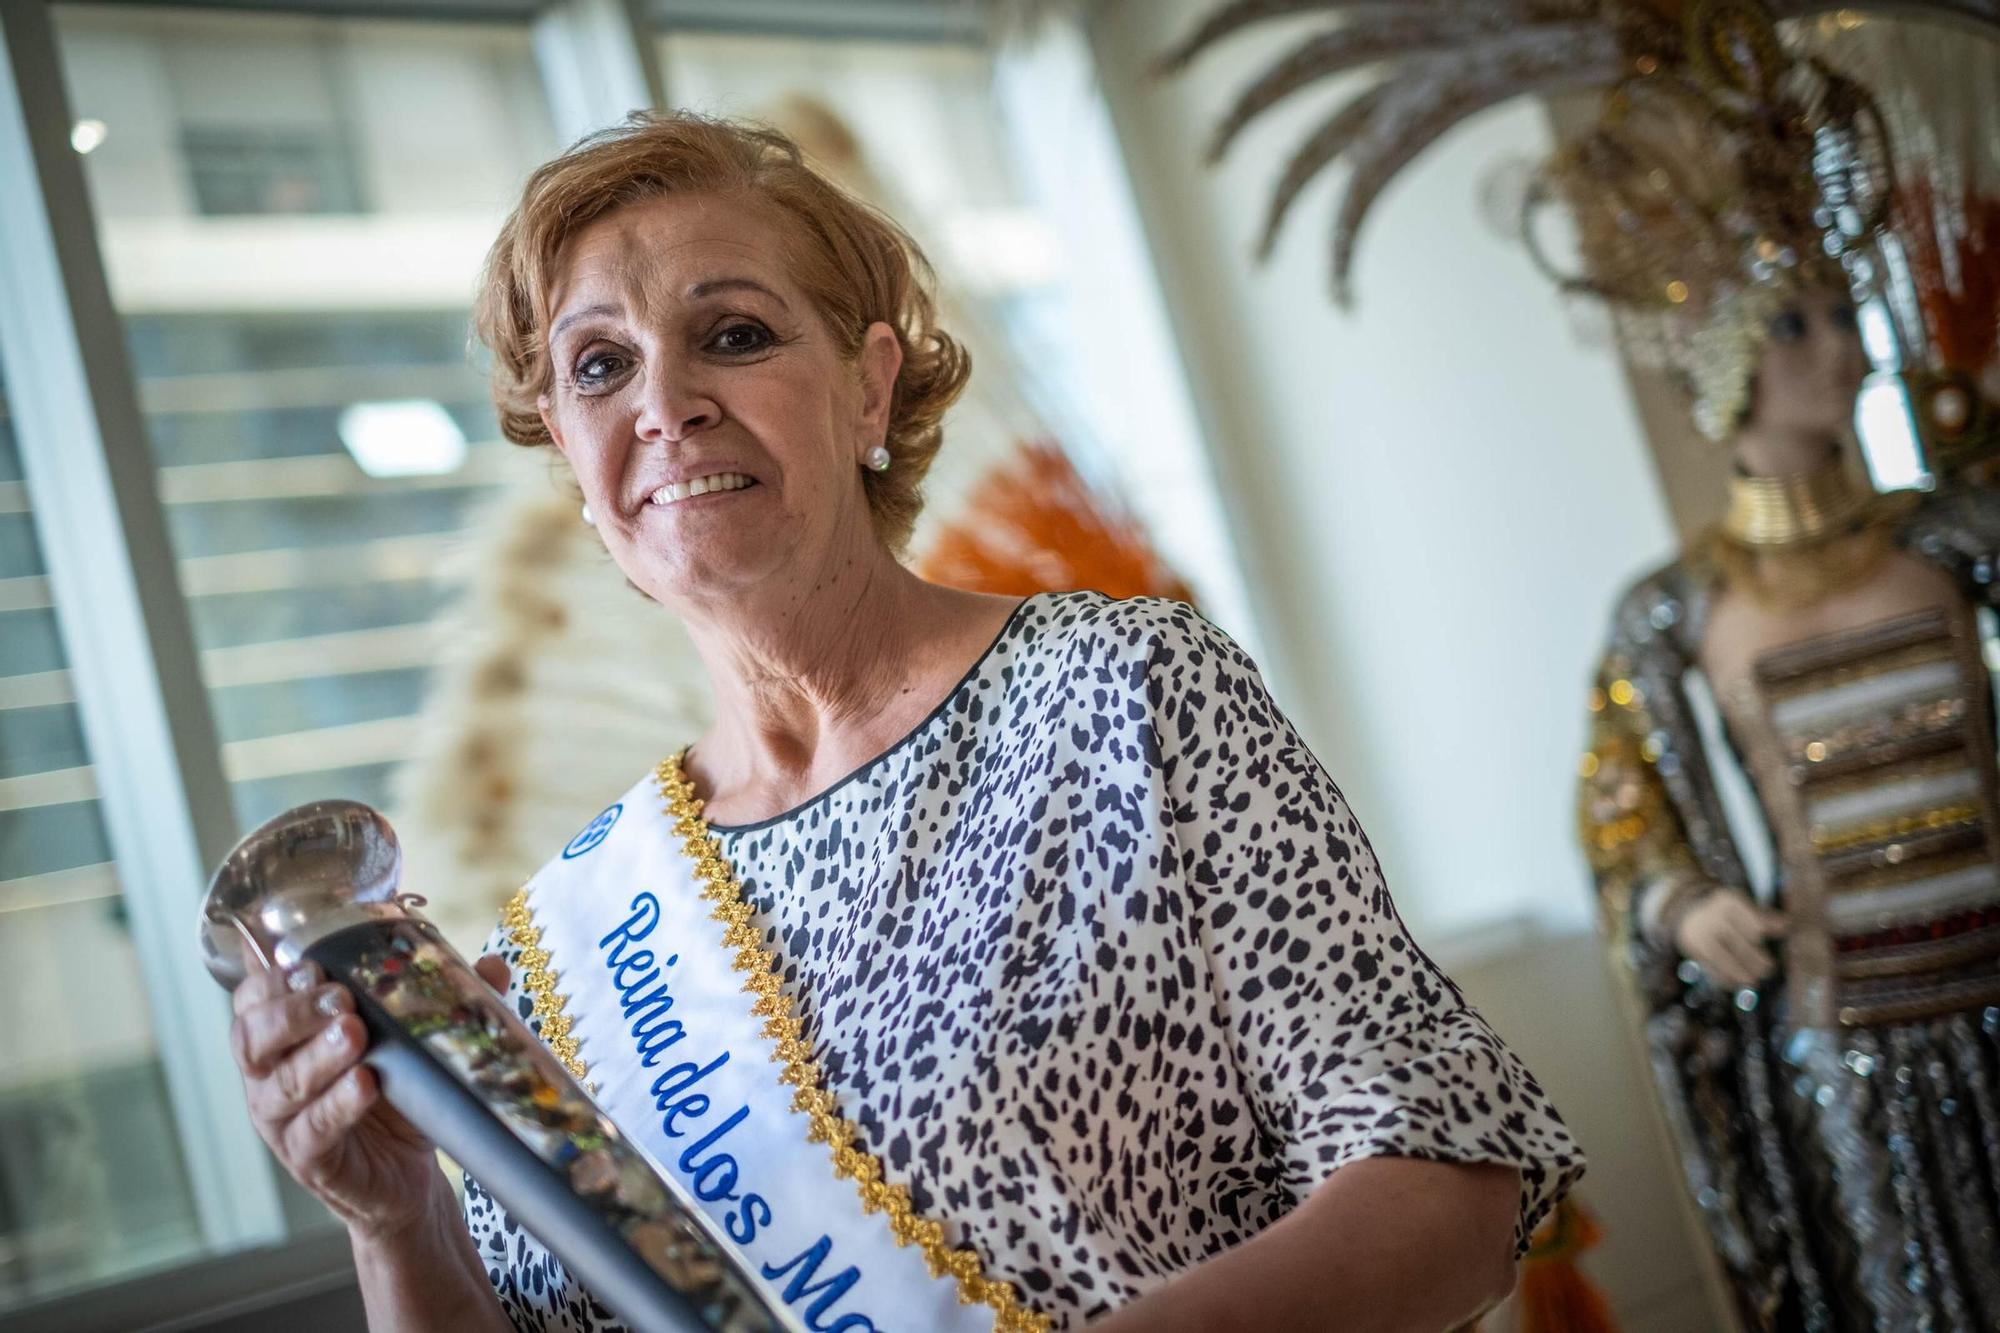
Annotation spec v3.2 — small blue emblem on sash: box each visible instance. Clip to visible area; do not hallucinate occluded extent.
[562,803,622,859]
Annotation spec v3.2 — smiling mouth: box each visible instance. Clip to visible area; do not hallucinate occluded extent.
[647,472,758,506]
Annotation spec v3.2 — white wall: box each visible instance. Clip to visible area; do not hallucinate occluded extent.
[1448,929,1730,1333]
[1087,2,1676,944]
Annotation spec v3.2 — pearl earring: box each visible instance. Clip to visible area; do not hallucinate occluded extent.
[580,503,594,526]
[863,446,892,473]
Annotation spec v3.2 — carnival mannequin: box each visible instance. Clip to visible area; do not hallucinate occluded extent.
[1576,274,2000,1331]
[1660,280,1973,992]
[1546,38,2000,1331]
[1662,284,1886,994]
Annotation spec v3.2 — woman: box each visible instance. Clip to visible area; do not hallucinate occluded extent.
[225,113,1582,1332]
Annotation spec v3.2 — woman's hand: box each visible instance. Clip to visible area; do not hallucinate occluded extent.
[228,953,512,1241]
[1674,890,1787,988]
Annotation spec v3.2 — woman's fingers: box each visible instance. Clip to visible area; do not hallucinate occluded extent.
[474,954,510,995]
[283,1064,381,1176]
[235,982,352,1075]
[249,1011,367,1125]
[231,955,294,1018]
[230,959,323,1065]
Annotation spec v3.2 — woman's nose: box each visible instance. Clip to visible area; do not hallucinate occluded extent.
[634,372,720,443]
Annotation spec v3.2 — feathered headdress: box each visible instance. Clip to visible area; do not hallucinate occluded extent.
[1167,0,2000,438]
[1529,23,1896,437]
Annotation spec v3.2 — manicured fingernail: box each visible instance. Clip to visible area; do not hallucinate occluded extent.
[287,965,317,993]
[316,987,347,1019]
[324,1019,349,1046]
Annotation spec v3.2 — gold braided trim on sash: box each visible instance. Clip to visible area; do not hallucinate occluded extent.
[501,889,586,1081]
[656,750,1051,1333]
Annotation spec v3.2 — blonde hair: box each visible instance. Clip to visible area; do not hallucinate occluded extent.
[473,112,970,550]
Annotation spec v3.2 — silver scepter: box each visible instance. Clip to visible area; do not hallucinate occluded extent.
[199,800,794,1333]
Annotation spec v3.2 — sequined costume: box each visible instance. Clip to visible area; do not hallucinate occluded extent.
[1579,490,2000,1331]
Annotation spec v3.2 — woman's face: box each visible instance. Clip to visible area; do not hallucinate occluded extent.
[537,191,901,609]
[1744,286,1869,437]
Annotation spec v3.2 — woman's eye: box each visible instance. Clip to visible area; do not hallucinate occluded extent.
[1767,309,1808,343]
[710,323,773,356]
[574,351,628,387]
[1829,304,1858,332]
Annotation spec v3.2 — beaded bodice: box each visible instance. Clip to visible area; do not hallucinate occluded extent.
[1722,607,2000,1027]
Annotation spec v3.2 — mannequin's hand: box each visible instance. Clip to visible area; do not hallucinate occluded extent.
[1675,891,1787,988]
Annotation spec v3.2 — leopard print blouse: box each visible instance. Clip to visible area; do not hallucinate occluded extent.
[462,592,1584,1329]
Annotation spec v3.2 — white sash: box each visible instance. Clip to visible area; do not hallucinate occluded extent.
[525,774,996,1333]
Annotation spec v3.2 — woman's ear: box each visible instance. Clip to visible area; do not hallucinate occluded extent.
[855,322,904,453]
[537,392,569,459]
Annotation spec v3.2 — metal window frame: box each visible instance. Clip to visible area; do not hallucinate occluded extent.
[58,0,992,43]
[0,0,288,1258]
[650,0,988,43]
[532,0,663,145]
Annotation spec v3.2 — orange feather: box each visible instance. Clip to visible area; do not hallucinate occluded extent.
[915,442,1196,606]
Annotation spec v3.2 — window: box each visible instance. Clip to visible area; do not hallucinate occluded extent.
[0,7,558,1317]
[56,5,558,833]
[0,374,206,1309]
[182,123,367,217]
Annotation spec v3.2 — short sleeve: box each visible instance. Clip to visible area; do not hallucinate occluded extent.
[1133,600,1586,1253]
